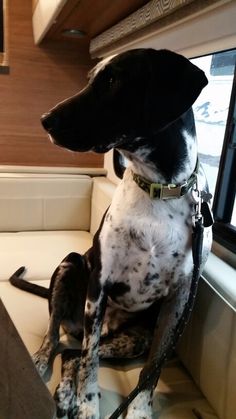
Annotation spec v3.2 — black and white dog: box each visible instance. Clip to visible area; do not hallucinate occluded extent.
[11,49,212,418]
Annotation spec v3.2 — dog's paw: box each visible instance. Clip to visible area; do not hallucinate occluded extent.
[77,404,98,419]
[125,390,153,419]
[32,351,49,377]
[126,408,152,419]
[77,395,99,419]
[54,378,77,418]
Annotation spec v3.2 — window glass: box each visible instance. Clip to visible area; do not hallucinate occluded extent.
[191,51,236,198]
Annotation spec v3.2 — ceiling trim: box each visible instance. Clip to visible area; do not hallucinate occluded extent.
[90,0,232,58]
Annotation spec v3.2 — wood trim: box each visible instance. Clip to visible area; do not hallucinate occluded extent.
[0,165,107,175]
[90,0,233,57]
[90,0,194,56]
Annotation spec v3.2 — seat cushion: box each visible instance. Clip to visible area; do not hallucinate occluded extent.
[0,230,93,281]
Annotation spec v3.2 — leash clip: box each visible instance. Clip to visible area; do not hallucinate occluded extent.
[191,175,203,226]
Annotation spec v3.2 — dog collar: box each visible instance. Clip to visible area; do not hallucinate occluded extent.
[132,159,199,200]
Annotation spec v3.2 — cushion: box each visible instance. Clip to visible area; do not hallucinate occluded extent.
[0,175,92,231]
[0,230,92,281]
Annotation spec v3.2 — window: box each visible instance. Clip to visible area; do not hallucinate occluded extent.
[113,49,236,254]
[191,50,236,253]
[0,0,3,54]
[0,0,8,71]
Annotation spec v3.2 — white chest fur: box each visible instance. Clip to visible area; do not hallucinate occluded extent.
[99,169,194,312]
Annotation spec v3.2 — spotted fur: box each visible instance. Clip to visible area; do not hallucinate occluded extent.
[12,49,211,418]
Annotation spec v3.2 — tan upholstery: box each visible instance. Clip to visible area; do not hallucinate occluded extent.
[0,172,220,418]
[0,174,92,231]
[0,231,92,281]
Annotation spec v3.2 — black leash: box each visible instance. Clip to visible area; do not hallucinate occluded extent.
[108,210,206,419]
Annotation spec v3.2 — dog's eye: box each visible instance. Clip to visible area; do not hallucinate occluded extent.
[108,75,121,91]
[93,67,121,95]
[109,76,115,85]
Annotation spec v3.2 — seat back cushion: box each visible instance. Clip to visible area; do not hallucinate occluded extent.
[0,174,92,231]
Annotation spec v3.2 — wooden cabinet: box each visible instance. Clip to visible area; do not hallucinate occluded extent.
[32,0,148,44]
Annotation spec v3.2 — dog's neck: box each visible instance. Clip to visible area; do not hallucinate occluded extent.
[120,110,197,185]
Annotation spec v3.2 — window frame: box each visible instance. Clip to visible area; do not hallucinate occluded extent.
[212,61,236,253]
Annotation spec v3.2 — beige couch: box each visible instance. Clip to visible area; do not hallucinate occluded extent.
[0,171,220,418]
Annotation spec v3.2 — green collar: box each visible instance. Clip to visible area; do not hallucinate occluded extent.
[132,159,199,200]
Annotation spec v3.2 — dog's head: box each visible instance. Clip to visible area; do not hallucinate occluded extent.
[41,49,207,153]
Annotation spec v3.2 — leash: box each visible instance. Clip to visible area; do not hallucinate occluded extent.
[108,175,213,419]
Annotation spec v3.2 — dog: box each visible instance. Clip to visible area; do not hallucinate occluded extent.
[11,49,212,418]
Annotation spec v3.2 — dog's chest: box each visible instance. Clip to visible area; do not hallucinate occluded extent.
[99,181,193,312]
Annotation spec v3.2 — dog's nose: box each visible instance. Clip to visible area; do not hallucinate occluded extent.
[41,112,59,132]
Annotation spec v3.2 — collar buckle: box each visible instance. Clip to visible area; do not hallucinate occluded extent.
[150,182,187,200]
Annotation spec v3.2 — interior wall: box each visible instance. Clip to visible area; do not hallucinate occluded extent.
[0,0,103,168]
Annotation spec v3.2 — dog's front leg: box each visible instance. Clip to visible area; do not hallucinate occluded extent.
[126,277,193,419]
[76,270,107,419]
[32,311,61,377]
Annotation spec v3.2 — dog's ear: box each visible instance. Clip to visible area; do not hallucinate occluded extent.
[144,49,208,131]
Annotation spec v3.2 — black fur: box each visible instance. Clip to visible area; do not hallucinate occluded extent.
[10,267,49,299]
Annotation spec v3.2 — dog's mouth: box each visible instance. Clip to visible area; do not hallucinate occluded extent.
[46,130,117,154]
[42,111,131,154]
[49,133,95,153]
[41,113,94,152]
[47,132,86,151]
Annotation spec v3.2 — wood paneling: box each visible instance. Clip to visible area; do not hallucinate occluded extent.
[0,0,103,168]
